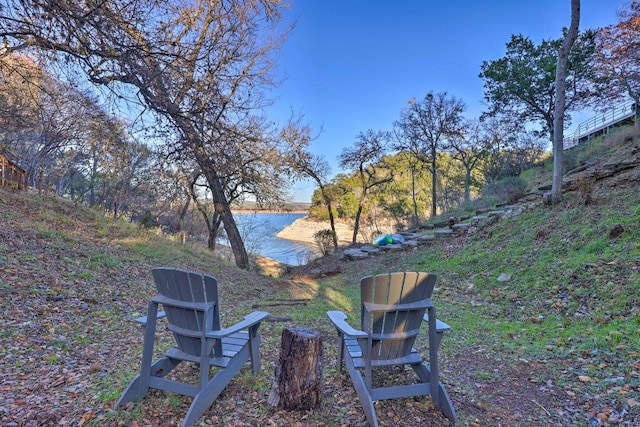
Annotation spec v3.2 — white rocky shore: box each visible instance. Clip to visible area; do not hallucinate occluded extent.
[276,217,355,244]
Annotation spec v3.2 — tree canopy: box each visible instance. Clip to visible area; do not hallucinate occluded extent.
[393,92,466,217]
[593,1,640,106]
[0,0,296,269]
[479,31,597,142]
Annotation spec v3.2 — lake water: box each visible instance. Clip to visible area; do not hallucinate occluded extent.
[224,213,318,265]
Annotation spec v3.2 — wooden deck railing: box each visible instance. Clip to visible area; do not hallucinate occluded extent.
[0,154,28,190]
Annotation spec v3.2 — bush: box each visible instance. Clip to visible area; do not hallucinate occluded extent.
[308,204,330,221]
[138,210,158,228]
[313,229,336,256]
[563,148,579,172]
[575,176,595,205]
[481,176,527,205]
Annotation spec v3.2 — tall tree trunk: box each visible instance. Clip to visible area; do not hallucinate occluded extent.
[207,215,222,250]
[352,205,363,243]
[184,128,250,269]
[411,166,419,222]
[207,173,250,269]
[320,186,338,248]
[90,151,97,206]
[551,0,581,204]
[190,180,217,250]
[325,200,338,247]
[177,195,191,233]
[464,166,472,205]
[430,147,437,217]
[38,163,43,194]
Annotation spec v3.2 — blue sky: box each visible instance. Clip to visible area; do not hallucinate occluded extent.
[267,1,623,202]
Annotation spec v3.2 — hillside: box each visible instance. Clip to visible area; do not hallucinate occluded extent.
[0,127,639,426]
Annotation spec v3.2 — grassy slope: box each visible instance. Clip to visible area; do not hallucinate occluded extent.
[0,127,638,426]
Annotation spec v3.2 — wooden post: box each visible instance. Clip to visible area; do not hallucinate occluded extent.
[268,326,323,410]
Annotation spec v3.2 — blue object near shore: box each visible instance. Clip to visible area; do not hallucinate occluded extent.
[373,234,394,247]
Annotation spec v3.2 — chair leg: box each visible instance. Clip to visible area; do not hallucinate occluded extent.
[115,375,143,408]
[412,363,456,424]
[181,345,249,427]
[335,333,345,372]
[248,326,262,374]
[435,381,457,424]
[344,352,378,427]
[116,357,181,407]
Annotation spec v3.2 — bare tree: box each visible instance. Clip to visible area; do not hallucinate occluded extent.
[552,0,581,205]
[281,121,340,247]
[390,127,429,224]
[447,119,491,205]
[0,0,292,269]
[339,129,392,243]
[394,92,465,217]
[0,53,108,193]
[593,2,640,110]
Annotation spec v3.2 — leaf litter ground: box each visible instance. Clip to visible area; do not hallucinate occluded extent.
[1,166,639,426]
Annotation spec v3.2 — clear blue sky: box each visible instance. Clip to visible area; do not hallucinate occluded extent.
[267,0,623,202]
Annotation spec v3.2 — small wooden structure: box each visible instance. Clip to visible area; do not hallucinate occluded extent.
[0,153,27,190]
[327,272,456,426]
[116,268,269,427]
[268,326,323,410]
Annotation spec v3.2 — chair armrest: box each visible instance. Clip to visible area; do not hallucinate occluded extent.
[327,311,367,338]
[207,311,269,339]
[135,311,166,326]
[422,314,451,333]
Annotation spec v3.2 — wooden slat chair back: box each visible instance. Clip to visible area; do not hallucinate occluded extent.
[327,272,456,426]
[360,271,435,364]
[154,269,222,359]
[116,268,269,427]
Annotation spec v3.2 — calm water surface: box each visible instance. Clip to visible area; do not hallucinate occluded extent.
[224,213,318,265]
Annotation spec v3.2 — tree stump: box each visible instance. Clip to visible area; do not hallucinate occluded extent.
[268,326,323,410]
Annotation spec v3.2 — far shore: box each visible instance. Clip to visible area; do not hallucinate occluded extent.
[276,216,355,245]
[231,209,309,214]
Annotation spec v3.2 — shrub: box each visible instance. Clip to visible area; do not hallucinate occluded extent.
[313,229,336,256]
[563,148,579,172]
[575,176,595,205]
[138,210,158,228]
[308,204,329,221]
[481,176,527,205]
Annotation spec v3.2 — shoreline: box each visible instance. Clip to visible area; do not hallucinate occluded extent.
[232,209,309,214]
[276,216,354,245]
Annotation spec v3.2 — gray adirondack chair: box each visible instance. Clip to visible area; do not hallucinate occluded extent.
[327,272,456,426]
[116,268,269,427]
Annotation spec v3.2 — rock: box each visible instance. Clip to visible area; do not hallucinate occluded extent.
[416,234,435,246]
[359,245,380,254]
[452,223,471,232]
[417,234,435,241]
[484,215,500,226]
[401,240,418,248]
[378,243,404,251]
[609,224,624,239]
[511,207,524,217]
[497,273,512,282]
[399,232,422,240]
[342,249,369,260]
[470,215,487,226]
[434,229,454,237]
